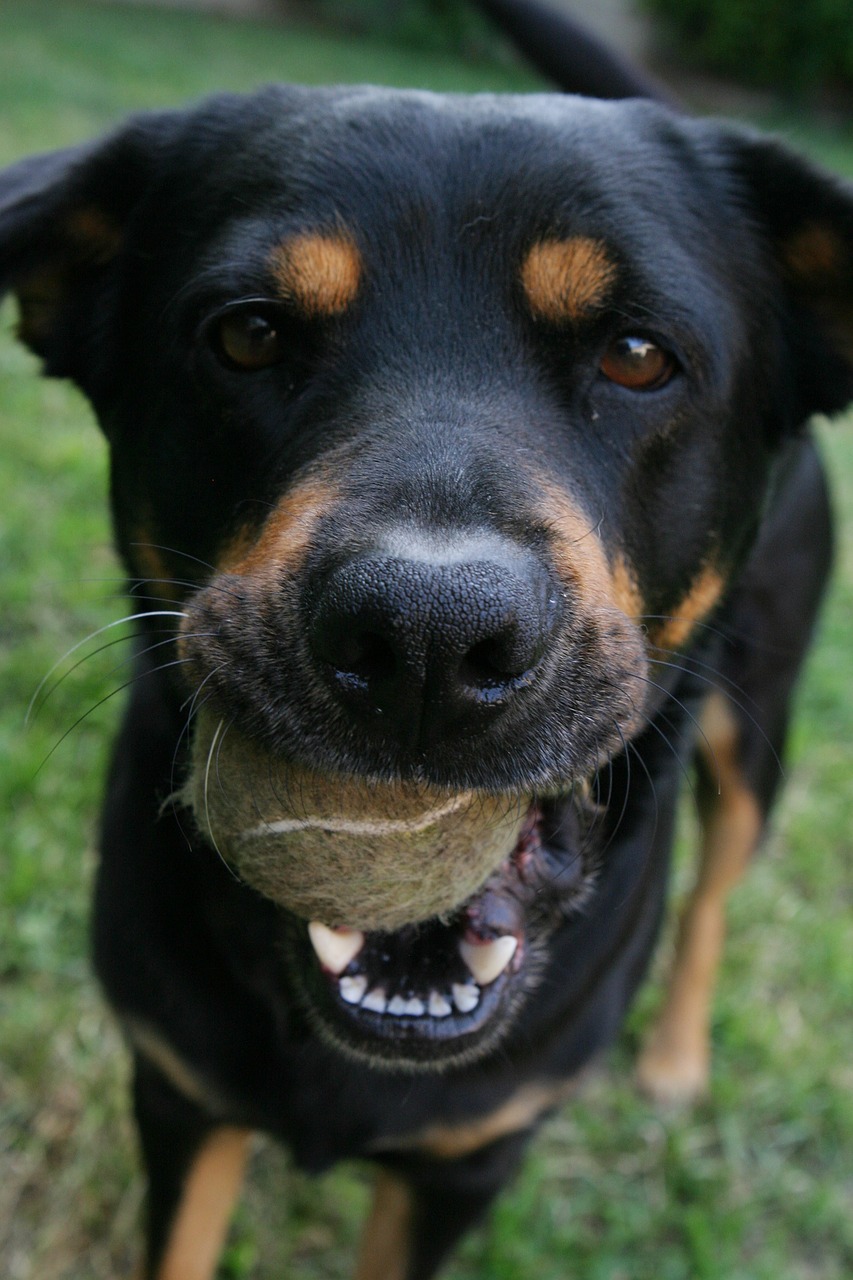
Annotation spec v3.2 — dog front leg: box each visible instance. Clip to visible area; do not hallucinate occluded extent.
[358,1131,531,1280]
[636,691,764,1103]
[132,1054,250,1280]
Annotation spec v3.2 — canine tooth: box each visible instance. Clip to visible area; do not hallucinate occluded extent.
[428,991,453,1018]
[339,974,368,1005]
[451,982,480,1014]
[459,935,518,986]
[307,922,364,975]
[362,987,388,1013]
[387,995,409,1016]
[403,997,425,1016]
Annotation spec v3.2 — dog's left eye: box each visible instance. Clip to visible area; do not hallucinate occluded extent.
[209,304,288,371]
[599,336,676,391]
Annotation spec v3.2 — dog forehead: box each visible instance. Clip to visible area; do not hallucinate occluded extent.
[155,88,726,307]
[171,87,687,222]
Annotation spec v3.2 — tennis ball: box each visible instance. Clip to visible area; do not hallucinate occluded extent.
[184,710,528,931]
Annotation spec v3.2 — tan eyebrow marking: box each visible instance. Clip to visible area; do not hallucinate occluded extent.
[270,231,362,317]
[521,236,617,323]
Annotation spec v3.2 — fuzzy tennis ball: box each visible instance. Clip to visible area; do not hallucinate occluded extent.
[184,710,529,931]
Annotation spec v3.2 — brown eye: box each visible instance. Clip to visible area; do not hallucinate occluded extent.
[599,336,676,391]
[213,307,286,371]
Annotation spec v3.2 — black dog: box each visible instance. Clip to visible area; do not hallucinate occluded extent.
[1,2,848,1276]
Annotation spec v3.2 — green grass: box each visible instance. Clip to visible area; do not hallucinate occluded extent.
[0,3,851,1278]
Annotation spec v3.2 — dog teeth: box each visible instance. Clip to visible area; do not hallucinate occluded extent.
[451,982,480,1013]
[459,935,518,986]
[339,974,368,1005]
[308,922,365,975]
[351,983,471,1020]
[362,987,388,1013]
[428,990,453,1018]
[382,994,425,1017]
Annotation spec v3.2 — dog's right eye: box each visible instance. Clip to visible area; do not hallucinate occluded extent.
[599,335,677,392]
[209,304,288,371]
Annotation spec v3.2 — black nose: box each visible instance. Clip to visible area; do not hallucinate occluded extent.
[309,545,558,747]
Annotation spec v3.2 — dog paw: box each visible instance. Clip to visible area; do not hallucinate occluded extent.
[635,1040,709,1105]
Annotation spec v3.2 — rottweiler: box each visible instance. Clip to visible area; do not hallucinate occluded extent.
[1,0,848,1275]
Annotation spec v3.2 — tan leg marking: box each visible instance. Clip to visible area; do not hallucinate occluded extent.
[154,1127,251,1280]
[637,691,764,1102]
[354,1169,413,1280]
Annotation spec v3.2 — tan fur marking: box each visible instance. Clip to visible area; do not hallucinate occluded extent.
[537,480,611,605]
[783,222,845,284]
[649,564,726,653]
[125,1017,223,1112]
[521,237,617,323]
[128,533,183,602]
[377,1080,578,1161]
[66,206,124,263]
[610,552,645,621]
[155,1127,251,1280]
[16,265,66,348]
[354,1170,413,1280]
[783,223,853,362]
[637,692,763,1101]
[16,208,122,349]
[271,231,362,317]
[536,479,642,616]
[220,475,338,578]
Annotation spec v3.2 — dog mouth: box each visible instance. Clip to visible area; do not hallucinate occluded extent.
[298,803,590,1068]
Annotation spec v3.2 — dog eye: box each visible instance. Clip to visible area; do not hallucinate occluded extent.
[599,336,676,391]
[210,305,287,371]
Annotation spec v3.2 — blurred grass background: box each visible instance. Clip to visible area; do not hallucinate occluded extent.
[0,2,851,1277]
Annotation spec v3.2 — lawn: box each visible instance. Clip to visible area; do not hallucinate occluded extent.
[0,3,851,1278]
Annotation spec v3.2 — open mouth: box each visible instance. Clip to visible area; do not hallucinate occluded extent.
[298,803,590,1068]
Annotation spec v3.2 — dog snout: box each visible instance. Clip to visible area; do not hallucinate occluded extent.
[308,542,560,747]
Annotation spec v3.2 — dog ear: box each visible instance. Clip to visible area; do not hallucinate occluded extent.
[0,116,176,387]
[721,127,853,423]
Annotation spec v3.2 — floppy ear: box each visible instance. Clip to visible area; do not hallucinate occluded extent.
[722,127,853,423]
[0,116,176,389]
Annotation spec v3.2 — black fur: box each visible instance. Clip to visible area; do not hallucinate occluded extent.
[2,3,849,1275]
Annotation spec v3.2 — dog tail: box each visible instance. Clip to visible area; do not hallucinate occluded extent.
[471,0,675,104]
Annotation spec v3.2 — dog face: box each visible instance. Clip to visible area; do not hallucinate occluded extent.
[3,88,853,1067]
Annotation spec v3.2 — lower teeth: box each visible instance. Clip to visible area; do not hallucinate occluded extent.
[340,974,368,1005]
[451,982,480,1013]
[338,977,481,1018]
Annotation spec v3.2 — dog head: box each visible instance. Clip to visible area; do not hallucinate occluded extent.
[3,88,853,1066]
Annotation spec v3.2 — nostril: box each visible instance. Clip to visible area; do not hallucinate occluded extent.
[318,625,399,690]
[458,626,544,699]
